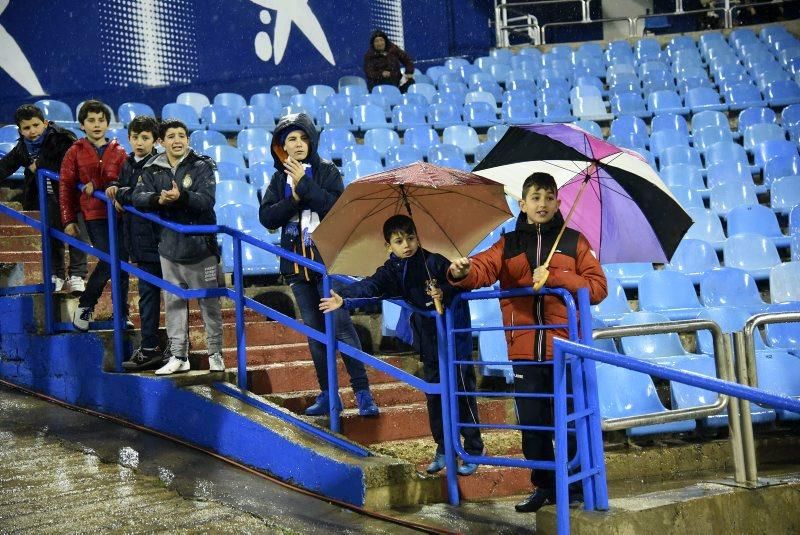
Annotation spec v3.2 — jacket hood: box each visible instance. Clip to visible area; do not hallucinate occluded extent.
[369,30,393,51]
[515,209,566,234]
[144,148,202,170]
[271,113,318,170]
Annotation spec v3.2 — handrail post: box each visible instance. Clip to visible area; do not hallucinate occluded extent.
[553,343,570,535]
[322,274,341,433]
[233,235,247,390]
[36,170,55,335]
[441,307,459,505]
[107,197,124,371]
[733,331,758,485]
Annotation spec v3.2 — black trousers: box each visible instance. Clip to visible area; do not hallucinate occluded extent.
[513,363,577,490]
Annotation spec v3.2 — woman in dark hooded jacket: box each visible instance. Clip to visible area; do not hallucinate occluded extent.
[363,30,415,91]
[259,113,379,418]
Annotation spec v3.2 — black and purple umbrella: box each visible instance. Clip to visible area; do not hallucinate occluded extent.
[472,123,693,265]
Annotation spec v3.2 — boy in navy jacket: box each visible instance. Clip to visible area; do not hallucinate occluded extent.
[320,214,484,475]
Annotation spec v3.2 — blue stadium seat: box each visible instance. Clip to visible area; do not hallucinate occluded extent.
[216,180,258,208]
[765,80,800,106]
[428,103,463,129]
[469,82,503,104]
[362,94,390,118]
[753,347,800,420]
[35,99,77,128]
[651,112,690,137]
[724,233,782,280]
[659,145,703,172]
[318,128,355,161]
[727,204,791,249]
[249,93,282,119]
[403,126,440,154]
[239,105,275,131]
[666,238,720,284]
[781,103,800,126]
[737,106,776,137]
[246,146,273,167]
[270,84,300,107]
[464,90,497,111]
[691,110,733,141]
[239,232,281,275]
[381,300,403,338]
[341,144,382,164]
[281,104,317,123]
[699,267,767,313]
[407,82,437,103]
[649,129,689,158]
[318,105,355,131]
[338,75,368,92]
[754,139,799,170]
[537,99,574,123]
[439,81,469,102]
[743,123,786,153]
[647,90,688,115]
[205,144,247,175]
[501,100,538,125]
[342,159,383,185]
[364,128,401,159]
[704,142,756,174]
[161,103,201,131]
[693,125,734,154]
[474,142,495,162]
[117,102,155,127]
[478,329,513,383]
[306,84,336,106]
[177,92,210,115]
[684,208,726,250]
[200,104,240,133]
[685,87,727,113]
[463,101,498,129]
[432,92,463,108]
[710,182,758,217]
[602,262,653,290]
[486,124,509,144]
[443,125,480,157]
[660,164,708,199]
[352,104,387,131]
[190,129,226,152]
[289,94,321,118]
[724,83,766,111]
[570,86,612,121]
[764,303,800,356]
[215,162,246,182]
[618,311,700,364]
[246,162,273,195]
[384,145,424,169]
[591,276,631,325]
[572,120,602,138]
[770,262,800,304]
[391,104,428,131]
[669,184,705,210]
[771,176,800,215]
[705,161,759,193]
[638,270,704,320]
[0,125,18,144]
[427,144,470,171]
[213,93,247,115]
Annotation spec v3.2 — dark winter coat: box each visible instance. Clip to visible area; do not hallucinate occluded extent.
[448,212,607,361]
[0,124,75,209]
[338,248,473,359]
[59,138,127,225]
[132,150,218,265]
[258,113,343,280]
[364,30,415,90]
[112,151,160,264]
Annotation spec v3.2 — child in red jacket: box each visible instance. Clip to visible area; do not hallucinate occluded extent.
[60,100,128,331]
[448,172,607,513]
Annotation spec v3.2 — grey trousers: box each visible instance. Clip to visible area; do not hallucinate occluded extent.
[160,255,223,358]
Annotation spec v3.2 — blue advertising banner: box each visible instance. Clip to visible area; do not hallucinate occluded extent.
[0,0,493,118]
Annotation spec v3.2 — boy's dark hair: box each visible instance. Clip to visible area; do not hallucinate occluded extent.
[383,214,417,242]
[14,104,45,126]
[521,172,558,198]
[128,115,160,138]
[77,100,111,124]
[160,119,188,139]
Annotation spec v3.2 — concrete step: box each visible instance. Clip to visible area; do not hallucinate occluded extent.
[0,234,42,252]
[0,251,44,263]
[0,223,38,237]
[266,380,428,414]
[0,209,38,226]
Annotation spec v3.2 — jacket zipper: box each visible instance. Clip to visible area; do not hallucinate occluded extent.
[535,224,544,361]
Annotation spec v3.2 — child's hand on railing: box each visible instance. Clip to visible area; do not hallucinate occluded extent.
[425,283,443,301]
[449,257,471,279]
[83,181,94,197]
[319,290,344,313]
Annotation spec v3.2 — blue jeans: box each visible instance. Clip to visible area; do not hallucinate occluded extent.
[79,219,129,315]
[289,277,369,393]
[136,261,162,349]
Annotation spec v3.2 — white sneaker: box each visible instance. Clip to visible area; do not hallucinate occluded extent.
[68,275,86,295]
[51,276,64,292]
[208,352,225,372]
[72,306,92,331]
[155,356,190,375]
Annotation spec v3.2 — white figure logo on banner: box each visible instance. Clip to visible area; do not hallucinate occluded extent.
[250,0,336,66]
[0,0,46,95]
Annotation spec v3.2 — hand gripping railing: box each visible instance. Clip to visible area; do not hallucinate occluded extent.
[443,286,609,517]
[553,336,800,535]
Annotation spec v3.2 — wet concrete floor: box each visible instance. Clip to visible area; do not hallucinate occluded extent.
[0,384,537,534]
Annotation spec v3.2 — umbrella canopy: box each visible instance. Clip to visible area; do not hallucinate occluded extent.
[472,123,693,264]
[312,162,512,277]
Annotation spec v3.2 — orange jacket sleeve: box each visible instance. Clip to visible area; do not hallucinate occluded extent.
[546,234,608,305]
[448,236,505,290]
[59,145,80,226]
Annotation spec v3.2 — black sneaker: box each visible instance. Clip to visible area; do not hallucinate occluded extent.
[122,347,165,371]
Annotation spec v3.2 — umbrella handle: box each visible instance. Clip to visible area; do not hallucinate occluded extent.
[433,295,445,315]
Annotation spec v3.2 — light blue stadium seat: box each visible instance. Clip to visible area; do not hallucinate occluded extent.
[363,128,400,159]
[469,296,502,331]
[782,103,800,126]
[724,233,782,280]
[463,101,498,129]
[341,144,381,164]
[270,84,300,107]
[215,162,246,183]
[407,82,437,104]
[610,113,649,145]
[213,93,247,115]
[391,104,428,131]
[216,180,258,208]
[478,328,514,383]
[289,94,321,118]
[371,85,403,107]
[318,105,354,131]
[501,100,538,125]
[363,94,391,118]
[216,202,255,232]
[699,267,767,314]
[737,107,776,138]
[684,208,726,250]
[659,145,704,173]
[403,126,440,154]
[384,145,424,170]
[537,99,574,123]
[723,83,765,111]
[693,125,734,154]
[754,139,799,170]
[618,311,700,364]
[666,239,720,284]
[443,125,480,157]
[161,103,201,131]
[704,141,756,174]
[754,347,800,420]
[380,300,403,338]
[572,120,602,138]
[239,105,275,131]
[246,146,273,167]
[318,128,355,161]
[771,176,800,215]
[763,303,800,356]
[428,102,463,130]
[727,204,791,249]
[705,160,762,194]
[691,110,733,141]
[0,125,18,144]
[205,144,246,174]
[342,159,383,185]
[200,104,240,133]
[649,129,689,158]
[236,128,271,154]
[189,129,226,152]
[239,232,281,275]
[249,93,282,119]
[352,104,387,131]
[743,122,786,153]
[570,87,612,121]
[602,262,653,290]
[338,75,368,92]
[669,184,705,210]
[638,270,704,320]
[660,164,708,199]
[474,141,495,161]
[591,276,631,325]
[427,144,470,171]
[177,92,210,115]
[647,90,688,115]
[469,82,503,104]
[770,262,800,304]
[765,80,800,106]
[246,162,273,197]
[432,92,463,108]
[117,102,155,127]
[685,87,727,113]
[464,90,497,111]
[652,113,690,137]
[710,182,758,217]
[306,84,336,106]
[439,81,469,102]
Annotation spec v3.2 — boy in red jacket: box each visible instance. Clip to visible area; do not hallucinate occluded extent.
[448,172,607,513]
[60,100,128,331]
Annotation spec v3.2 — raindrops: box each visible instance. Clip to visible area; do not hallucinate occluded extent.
[118,446,139,469]
[158,466,175,486]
